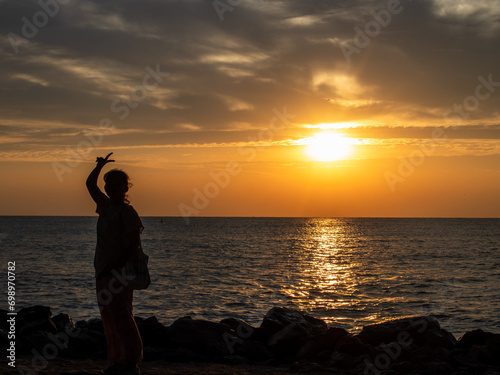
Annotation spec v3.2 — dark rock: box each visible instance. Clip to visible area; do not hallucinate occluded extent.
[447,348,473,369]
[166,317,236,357]
[401,345,429,366]
[142,315,160,325]
[457,329,496,349]
[51,313,75,333]
[432,346,452,362]
[266,323,310,358]
[487,335,500,364]
[219,317,270,343]
[136,315,169,347]
[18,305,57,336]
[246,327,275,343]
[0,309,9,329]
[220,317,239,328]
[335,334,373,356]
[357,315,441,347]
[220,317,252,331]
[390,360,414,373]
[314,350,333,366]
[422,328,457,349]
[298,327,349,359]
[0,328,9,349]
[18,317,58,337]
[426,361,457,375]
[302,314,330,336]
[260,307,327,336]
[75,320,89,330]
[233,339,273,362]
[220,317,259,341]
[371,339,412,365]
[469,344,495,365]
[10,305,500,373]
[142,346,169,361]
[87,318,104,333]
[329,351,356,369]
[296,341,318,360]
[324,326,349,344]
[18,305,52,319]
[406,345,451,365]
[359,355,388,375]
[19,330,70,356]
[67,328,106,356]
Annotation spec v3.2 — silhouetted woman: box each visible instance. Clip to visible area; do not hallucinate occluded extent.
[86,152,143,375]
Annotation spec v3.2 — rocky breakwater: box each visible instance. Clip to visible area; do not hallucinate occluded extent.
[1,306,499,374]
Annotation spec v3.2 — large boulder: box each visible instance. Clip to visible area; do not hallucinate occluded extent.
[297,327,349,360]
[87,318,104,333]
[220,317,260,340]
[232,339,273,362]
[220,317,255,332]
[357,315,454,349]
[328,351,358,369]
[67,327,107,357]
[218,317,274,361]
[335,334,373,356]
[51,313,75,333]
[18,305,52,319]
[260,307,327,336]
[424,329,457,349]
[487,335,500,365]
[135,316,169,347]
[18,305,57,336]
[457,329,496,349]
[266,323,310,358]
[457,330,500,366]
[468,344,495,365]
[166,317,237,357]
[8,307,82,356]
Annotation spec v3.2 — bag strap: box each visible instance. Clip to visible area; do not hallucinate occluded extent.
[118,204,144,261]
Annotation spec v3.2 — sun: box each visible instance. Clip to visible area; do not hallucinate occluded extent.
[306,132,353,161]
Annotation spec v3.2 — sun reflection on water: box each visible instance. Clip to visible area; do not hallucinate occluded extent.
[279,219,365,327]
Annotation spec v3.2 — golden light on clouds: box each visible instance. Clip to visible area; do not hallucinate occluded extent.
[305,122,361,130]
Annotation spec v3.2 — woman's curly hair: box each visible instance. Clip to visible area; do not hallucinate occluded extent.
[103,169,133,204]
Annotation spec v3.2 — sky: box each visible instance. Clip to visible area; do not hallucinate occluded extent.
[1,0,500,217]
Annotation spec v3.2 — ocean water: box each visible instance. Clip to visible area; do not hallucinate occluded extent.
[0,216,499,336]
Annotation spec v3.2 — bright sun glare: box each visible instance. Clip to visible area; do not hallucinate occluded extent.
[306,133,353,161]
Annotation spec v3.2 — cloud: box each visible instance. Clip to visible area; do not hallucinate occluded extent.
[0,0,499,159]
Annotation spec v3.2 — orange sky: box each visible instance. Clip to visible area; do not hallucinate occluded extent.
[1,0,500,217]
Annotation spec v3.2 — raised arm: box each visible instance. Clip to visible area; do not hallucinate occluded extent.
[86,152,115,203]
